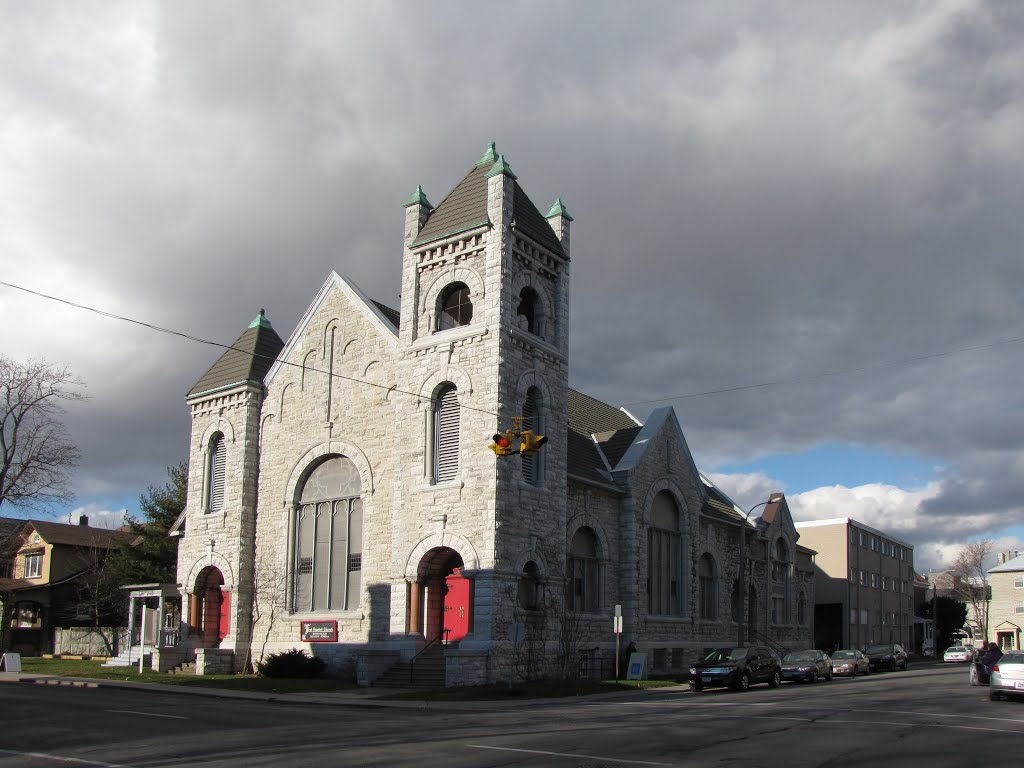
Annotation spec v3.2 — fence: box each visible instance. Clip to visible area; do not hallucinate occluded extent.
[53,627,128,657]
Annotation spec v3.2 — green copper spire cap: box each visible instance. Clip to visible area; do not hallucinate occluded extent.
[403,184,433,209]
[249,308,273,329]
[546,197,574,221]
[485,154,518,180]
[476,141,498,166]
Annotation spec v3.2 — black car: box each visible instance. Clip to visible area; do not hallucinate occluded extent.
[689,646,782,692]
[781,650,833,683]
[864,643,908,672]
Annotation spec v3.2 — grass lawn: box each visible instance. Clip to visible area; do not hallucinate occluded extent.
[17,657,683,699]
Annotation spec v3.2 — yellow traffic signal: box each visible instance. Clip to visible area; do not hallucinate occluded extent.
[519,430,548,455]
[489,430,518,455]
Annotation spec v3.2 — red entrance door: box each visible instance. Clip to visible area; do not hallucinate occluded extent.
[443,569,470,642]
[218,591,231,642]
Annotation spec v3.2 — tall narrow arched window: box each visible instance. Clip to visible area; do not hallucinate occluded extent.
[797,591,807,626]
[521,387,544,485]
[437,282,473,331]
[292,455,363,612]
[648,491,683,615]
[433,384,460,483]
[566,528,599,613]
[516,287,542,337]
[698,553,718,620]
[518,561,541,611]
[205,432,226,514]
[771,538,790,624]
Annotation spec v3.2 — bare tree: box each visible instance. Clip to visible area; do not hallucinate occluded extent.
[0,356,85,513]
[244,546,289,673]
[950,539,994,642]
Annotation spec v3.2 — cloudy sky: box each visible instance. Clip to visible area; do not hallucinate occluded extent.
[1,1,1021,572]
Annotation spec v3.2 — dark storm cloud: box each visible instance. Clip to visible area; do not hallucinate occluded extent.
[1,1,1022,566]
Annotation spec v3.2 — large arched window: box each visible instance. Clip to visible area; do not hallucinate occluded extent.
[205,432,226,514]
[698,553,718,620]
[437,282,473,331]
[521,387,544,486]
[648,491,683,615]
[771,538,790,624]
[566,528,599,613]
[432,384,460,483]
[292,456,363,612]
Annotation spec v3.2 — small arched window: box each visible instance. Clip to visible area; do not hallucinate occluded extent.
[433,384,460,483]
[521,387,544,486]
[648,492,683,616]
[205,432,226,513]
[516,287,541,337]
[518,561,541,610]
[797,592,807,626]
[771,538,790,624]
[437,282,473,331]
[698,553,718,620]
[567,528,599,613]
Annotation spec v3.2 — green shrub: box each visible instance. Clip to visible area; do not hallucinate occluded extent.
[255,649,327,679]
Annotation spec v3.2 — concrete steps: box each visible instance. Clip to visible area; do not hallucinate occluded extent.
[374,644,446,688]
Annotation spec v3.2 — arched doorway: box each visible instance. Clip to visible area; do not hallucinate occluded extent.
[409,547,468,643]
[190,566,229,647]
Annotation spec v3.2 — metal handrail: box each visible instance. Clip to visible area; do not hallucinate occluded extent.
[409,628,450,684]
[749,628,791,657]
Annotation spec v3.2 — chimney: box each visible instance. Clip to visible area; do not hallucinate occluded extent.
[78,515,89,527]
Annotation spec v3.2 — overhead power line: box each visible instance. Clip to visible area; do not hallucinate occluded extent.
[3,278,1021,412]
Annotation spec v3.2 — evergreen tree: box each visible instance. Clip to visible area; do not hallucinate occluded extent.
[110,462,186,584]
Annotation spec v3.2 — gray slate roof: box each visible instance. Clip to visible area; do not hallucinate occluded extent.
[990,553,1024,573]
[188,311,285,398]
[411,156,564,256]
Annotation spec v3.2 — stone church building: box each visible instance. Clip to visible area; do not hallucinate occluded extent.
[171,144,815,685]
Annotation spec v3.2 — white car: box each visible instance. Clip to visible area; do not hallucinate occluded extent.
[990,650,1024,701]
[943,646,974,663]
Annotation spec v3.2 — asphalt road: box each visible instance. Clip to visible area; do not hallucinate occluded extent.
[1,664,1020,767]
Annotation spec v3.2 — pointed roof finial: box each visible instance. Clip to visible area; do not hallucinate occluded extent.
[249,308,273,329]
[403,184,433,209]
[476,141,498,166]
[486,154,518,180]
[546,197,574,221]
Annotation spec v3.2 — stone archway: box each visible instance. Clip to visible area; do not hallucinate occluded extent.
[191,566,228,648]
[409,547,468,643]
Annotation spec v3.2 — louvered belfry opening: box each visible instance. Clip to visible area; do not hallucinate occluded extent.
[521,387,541,485]
[433,385,460,483]
[207,433,226,513]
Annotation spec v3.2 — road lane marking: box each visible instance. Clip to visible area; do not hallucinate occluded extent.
[466,744,673,766]
[0,749,132,767]
[105,709,188,720]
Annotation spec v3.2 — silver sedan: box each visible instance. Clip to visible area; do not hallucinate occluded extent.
[990,650,1024,701]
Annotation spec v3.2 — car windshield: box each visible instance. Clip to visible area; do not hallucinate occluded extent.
[832,651,857,660]
[946,647,963,653]
[783,651,817,662]
[703,648,748,662]
[865,645,892,654]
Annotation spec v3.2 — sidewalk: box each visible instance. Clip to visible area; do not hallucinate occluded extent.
[0,670,675,709]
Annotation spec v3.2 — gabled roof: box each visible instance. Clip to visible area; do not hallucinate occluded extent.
[188,310,285,398]
[567,389,640,435]
[990,553,1024,573]
[22,520,135,550]
[410,145,565,256]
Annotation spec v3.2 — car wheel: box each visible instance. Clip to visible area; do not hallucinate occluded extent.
[734,673,751,692]
[768,669,781,689]
[990,689,1001,702]
[826,670,833,682]
[809,670,818,684]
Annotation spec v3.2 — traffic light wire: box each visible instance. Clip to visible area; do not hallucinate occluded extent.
[0,279,503,419]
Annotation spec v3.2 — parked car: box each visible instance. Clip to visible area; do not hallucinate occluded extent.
[943,645,974,663]
[864,643,908,672]
[689,646,782,692]
[989,650,1024,701]
[831,649,870,677]
[781,650,833,683]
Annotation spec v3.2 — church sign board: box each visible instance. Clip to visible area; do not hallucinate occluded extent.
[300,620,338,643]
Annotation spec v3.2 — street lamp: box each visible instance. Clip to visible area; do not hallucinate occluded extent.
[737,497,777,647]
